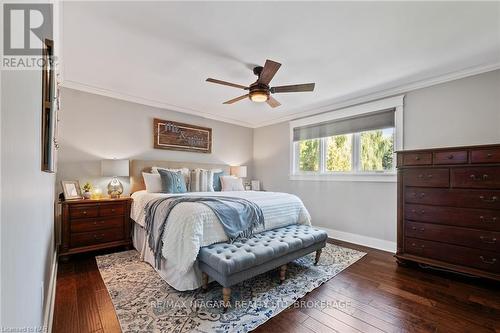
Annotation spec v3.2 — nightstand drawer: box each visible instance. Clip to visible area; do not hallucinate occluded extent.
[433,150,468,165]
[99,203,125,217]
[402,152,432,166]
[403,168,449,187]
[70,205,99,219]
[71,227,124,248]
[451,167,500,189]
[71,216,123,233]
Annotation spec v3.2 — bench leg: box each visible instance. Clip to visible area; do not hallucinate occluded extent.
[201,272,208,292]
[279,264,287,284]
[222,287,231,312]
[315,249,322,265]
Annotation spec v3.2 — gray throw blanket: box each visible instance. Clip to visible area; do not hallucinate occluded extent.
[144,196,265,268]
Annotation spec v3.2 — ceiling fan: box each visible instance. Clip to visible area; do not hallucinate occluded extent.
[206,59,315,108]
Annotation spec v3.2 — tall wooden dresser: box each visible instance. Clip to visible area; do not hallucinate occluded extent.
[396,144,500,280]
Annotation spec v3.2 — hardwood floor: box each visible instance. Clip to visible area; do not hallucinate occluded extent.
[52,240,500,333]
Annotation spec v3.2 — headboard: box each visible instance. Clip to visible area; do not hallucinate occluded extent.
[130,160,230,193]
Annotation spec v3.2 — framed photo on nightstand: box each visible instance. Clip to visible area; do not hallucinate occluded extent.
[61,180,83,200]
[251,180,260,191]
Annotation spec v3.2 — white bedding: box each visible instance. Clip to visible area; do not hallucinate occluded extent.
[130,190,311,290]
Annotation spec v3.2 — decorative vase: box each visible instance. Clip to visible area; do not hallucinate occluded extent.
[83,191,91,199]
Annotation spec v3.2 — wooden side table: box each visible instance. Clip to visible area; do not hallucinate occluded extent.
[59,197,132,261]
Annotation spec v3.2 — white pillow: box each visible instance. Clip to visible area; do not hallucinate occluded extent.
[152,167,190,190]
[220,176,245,191]
[142,172,162,193]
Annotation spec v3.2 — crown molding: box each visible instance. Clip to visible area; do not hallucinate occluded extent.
[254,62,500,128]
[61,62,500,129]
[59,80,256,128]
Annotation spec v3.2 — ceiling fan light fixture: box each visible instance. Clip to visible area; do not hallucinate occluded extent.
[249,90,269,103]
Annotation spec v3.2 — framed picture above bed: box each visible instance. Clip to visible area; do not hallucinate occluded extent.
[153,118,212,153]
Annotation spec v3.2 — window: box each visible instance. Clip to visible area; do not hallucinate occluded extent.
[290,96,403,182]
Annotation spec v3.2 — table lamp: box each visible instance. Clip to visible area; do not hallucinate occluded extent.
[101,159,129,198]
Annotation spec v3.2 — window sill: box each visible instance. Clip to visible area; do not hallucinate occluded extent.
[289,173,396,183]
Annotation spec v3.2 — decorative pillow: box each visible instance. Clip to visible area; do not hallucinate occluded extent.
[157,169,187,193]
[152,167,190,190]
[190,169,214,192]
[220,175,245,191]
[142,172,162,193]
[212,170,224,192]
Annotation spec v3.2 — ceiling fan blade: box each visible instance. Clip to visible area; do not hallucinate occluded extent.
[271,83,315,93]
[266,96,281,108]
[223,94,249,104]
[258,59,282,85]
[206,78,248,90]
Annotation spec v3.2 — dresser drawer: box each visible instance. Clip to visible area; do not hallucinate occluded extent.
[471,148,500,164]
[404,204,500,231]
[405,221,499,252]
[70,205,99,219]
[405,187,500,210]
[70,227,124,248]
[405,238,499,273]
[402,152,432,166]
[71,216,123,233]
[451,167,500,189]
[433,150,468,165]
[402,169,449,187]
[99,203,125,217]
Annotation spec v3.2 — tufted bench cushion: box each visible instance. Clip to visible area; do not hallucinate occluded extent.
[198,224,327,289]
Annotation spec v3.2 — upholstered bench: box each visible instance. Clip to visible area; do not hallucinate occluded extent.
[198,224,328,310]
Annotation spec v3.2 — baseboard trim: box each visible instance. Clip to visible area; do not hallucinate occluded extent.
[43,252,58,333]
[318,226,396,253]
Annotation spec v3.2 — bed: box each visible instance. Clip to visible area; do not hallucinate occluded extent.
[129,160,311,291]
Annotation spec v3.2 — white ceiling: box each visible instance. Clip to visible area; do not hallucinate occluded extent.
[61,1,500,128]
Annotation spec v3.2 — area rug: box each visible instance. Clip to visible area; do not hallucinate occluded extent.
[96,243,366,333]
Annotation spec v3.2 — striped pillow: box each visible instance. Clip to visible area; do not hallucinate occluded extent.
[190,169,215,192]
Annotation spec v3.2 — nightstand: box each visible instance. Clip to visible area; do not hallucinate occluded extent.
[59,197,132,261]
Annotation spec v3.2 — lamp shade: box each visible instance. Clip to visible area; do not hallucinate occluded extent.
[230,165,247,178]
[101,159,129,177]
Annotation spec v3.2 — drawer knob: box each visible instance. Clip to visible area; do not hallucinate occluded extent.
[479,216,497,223]
[479,195,498,203]
[487,153,493,158]
[94,233,104,240]
[111,209,116,213]
[470,174,489,181]
[479,256,497,265]
[82,211,87,215]
[415,156,420,161]
[447,154,454,159]
[480,236,497,244]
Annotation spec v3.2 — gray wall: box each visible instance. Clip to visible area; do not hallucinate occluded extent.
[1,71,56,327]
[57,88,254,194]
[253,70,500,249]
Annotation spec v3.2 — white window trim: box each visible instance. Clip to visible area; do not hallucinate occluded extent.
[289,95,404,182]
